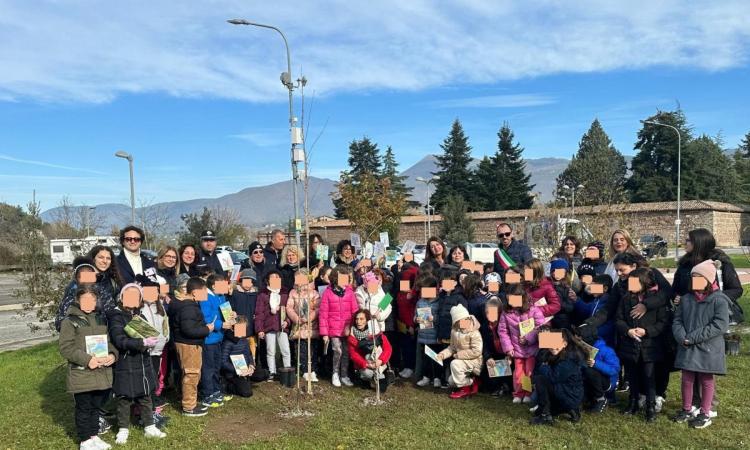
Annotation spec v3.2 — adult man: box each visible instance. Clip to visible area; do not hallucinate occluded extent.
[493,222,533,277]
[196,230,225,275]
[116,225,155,285]
[263,229,285,272]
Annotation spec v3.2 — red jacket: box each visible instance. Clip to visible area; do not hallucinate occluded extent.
[525,278,561,317]
[396,266,419,329]
[348,331,392,370]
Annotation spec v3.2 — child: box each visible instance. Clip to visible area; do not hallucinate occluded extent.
[108,284,166,444]
[255,270,291,382]
[59,284,118,450]
[573,274,615,347]
[56,257,117,332]
[199,274,231,407]
[315,266,333,298]
[530,329,586,425]
[498,285,545,403]
[481,297,511,396]
[139,281,170,426]
[436,304,483,399]
[616,268,668,422]
[286,269,321,382]
[228,269,258,362]
[579,331,619,413]
[671,260,730,429]
[169,277,212,417]
[522,258,561,318]
[395,262,420,379]
[319,265,359,387]
[549,259,576,330]
[220,315,257,397]
[355,269,393,334]
[348,309,392,392]
[414,273,441,388]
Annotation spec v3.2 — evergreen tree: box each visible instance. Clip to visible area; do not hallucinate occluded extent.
[430,119,477,212]
[680,134,738,203]
[474,156,497,211]
[439,194,475,246]
[493,122,534,210]
[334,137,383,218]
[740,131,750,158]
[555,119,628,205]
[381,145,412,198]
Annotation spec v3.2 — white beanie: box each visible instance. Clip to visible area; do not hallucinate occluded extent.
[450,304,470,324]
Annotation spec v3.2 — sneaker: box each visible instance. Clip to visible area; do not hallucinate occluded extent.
[689,413,712,429]
[311,372,319,382]
[98,417,112,435]
[616,380,630,392]
[689,406,717,419]
[709,410,718,418]
[182,407,208,417]
[416,376,431,387]
[522,396,531,404]
[114,429,129,445]
[80,438,98,450]
[399,368,413,379]
[144,424,167,439]
[440,381,450,389]
[529,405,539,413]
[433,378,442,388]
[512,397,522,404]
[672,409,694,423]
[567,409,581,423]
[303,373,311,382]
[490,389,503,397]
[332,373,342,387]
[655,396,665,413]
[201,394,223,408]
[530,414,554,426]
[590,398,608,414]
[267,373,276,382]
[340,376,354,387]
[91,436,111,450]
[221,394,233,402]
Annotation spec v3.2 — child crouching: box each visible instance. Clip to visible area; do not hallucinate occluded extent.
[437,304,483,399]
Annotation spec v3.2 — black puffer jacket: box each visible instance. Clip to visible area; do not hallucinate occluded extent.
[168,298,210,346]
[436,291,468,341]
[107,308,156,398]
[551,282,575,330]
[615,291,668,363]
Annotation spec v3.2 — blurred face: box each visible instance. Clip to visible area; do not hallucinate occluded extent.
[615,262,637,280]
[287,251,298,265]
[272,233,286,250]
[321,268,332,283]
[549,339,568,356]
[79,293,96,313]
[685,237,694,253]
[458,318,471,330]
[240,279,253,290]
[355,313,367,330]
[94,250,111,272]
[161,250,178,269]
[122,230,142,252]
[497,225,513,247]
[451,248,465,263]
[612,233,628,253]
[201,238,217,253]
[181,246,195,265]
[430,241,444,258]
[251,248,264,263]
[563,239,576,256]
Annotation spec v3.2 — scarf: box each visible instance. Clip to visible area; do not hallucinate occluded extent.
[352,325,370,342]
[269,287,281,314]
[695,280,720,302]
[332,285,346,297]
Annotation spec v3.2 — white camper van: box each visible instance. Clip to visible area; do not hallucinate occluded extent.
[49,236,120,265]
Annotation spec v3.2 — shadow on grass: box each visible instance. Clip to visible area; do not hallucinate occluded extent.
[38,363,78,441]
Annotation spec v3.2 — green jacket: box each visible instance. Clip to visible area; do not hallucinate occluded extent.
[58,305,118,394]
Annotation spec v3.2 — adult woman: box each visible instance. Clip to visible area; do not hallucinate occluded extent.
[558,236,582,271]
[156,246,180,296]
[354,269,393,333]
[425,236,447,270]
[447,245,468,269]
[333,240,358,269]
[279,245,304,291]
[604,230,641,282]
[347,309,392,392]
[87,245,123,301]
[307,233,327,270]
[178,244,198,277]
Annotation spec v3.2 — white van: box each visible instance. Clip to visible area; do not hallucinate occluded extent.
[50,236,120,265]
[465,242,499,264]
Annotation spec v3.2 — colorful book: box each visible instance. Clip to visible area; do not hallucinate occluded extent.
[385,250,398,267]
[230,354,248,375]
[496,248,516,270]
[521,374,533,392]
[579,340,600,360]
[316,244,329,262]
[519,318,535,337]
[124,315,160,339]
[416,307,433,329]
[424,345,443,366]
[378,293,393,311]
[487,359,511,378]
[219,301,233,322]
[85,334,108,358]
[534,297,547,307]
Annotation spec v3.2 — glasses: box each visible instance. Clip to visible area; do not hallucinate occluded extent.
[163,255,177,260]
[252,250,264,255]
[123,237,142,243]
[497,232,512,238]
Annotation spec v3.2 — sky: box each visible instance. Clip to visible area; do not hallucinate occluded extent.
[1,0,749,211]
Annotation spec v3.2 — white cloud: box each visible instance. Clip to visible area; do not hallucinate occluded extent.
[429,94,556,108]
[0,154,107,174]
[0,1,748,103]
[229,132,286,147]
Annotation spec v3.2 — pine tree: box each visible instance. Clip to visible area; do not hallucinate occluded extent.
[439,194,475,246]
[430,119,477,212]
[555,119,628,206]
[493,122,534,210]
[474,156,497,211]
[381,146,412,198]
[334,137,383,218]
[680,134,738,203]
[740,131,750,158]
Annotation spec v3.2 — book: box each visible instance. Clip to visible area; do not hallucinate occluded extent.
[378,293,393,311]
[534,297,547,307]
[219,301,233,322]
[519,318,535,337]
[316,244,329,262]
[230,354,248,375]
[579,340,600,360]
[424,345,443,366]
[124,315,160,339]
[230,264,241,282]
[521,374,533,392]
[487,359,511,378]
[85,334,108,358]
[385,250,398,267]
[416,307,433,329]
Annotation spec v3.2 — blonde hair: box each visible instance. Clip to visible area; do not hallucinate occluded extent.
[281,244,305,265]
[157,246,180,272]
[608,229,639,259]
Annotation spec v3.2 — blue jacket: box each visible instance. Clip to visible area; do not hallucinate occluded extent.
[592,338,620,391]
[493,239,533,276]
[221,335,255,374]
[573,293,615,347]
[415,297,440,344]
[200,291,225,345]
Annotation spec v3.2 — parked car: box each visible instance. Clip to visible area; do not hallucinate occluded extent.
[229,251,249,266]
[141,249,158,262]
[465,242,499,264]
[639,234,668,258]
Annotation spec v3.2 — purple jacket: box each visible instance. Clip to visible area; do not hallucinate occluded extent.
[498,306,545,359]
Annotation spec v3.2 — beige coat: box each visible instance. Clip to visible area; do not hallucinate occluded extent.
[438,315,483,374]
[286,284,320,340]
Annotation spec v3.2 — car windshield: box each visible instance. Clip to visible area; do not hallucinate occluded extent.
[640,235,654,243]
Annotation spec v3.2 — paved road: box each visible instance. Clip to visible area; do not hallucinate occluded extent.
[0,309,54,352]
[0,272,28,307]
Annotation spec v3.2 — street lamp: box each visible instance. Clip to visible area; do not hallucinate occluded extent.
[416,176,440,241]
[114,151,135,225]
[562,184,584,220]
[642,119,682,260]
[228,18,303,248]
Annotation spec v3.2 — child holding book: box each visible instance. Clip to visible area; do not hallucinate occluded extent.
[319,264,360,387]
[481,297,511,396]
[220,315,257,397]
[414,273,441,388]
[199,274,231,408]
[436,304,483,399]
[169,277,212,417]
[255,269,291,382]
[348,309,392,392]
[286,268,321,382]
[498,285,545,404]
[522,258,561,318]
[139,282,170,424]
[578,331,619,413]
[107,284,166,444]
[59,284,118,450]
[229,269,258,361]
[671,260,730,429]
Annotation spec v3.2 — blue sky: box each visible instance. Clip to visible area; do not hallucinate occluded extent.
[1,1,749,210]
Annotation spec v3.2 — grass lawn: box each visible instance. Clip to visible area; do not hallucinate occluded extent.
[3,295,750,449]
[651,254,750,269]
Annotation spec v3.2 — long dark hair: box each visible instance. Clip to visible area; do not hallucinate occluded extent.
[87,245,124,288]
[504,284,531,313]
[679,228,716,267]
[558,235,581,260]
[551,329,587,363]
[461,273,482,299]
[426,236,447,263]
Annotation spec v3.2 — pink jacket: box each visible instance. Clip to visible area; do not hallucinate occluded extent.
[319,285,359,337]
[526,278,561,317]
[498,306,545,359]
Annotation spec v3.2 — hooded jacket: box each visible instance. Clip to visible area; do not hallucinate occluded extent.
[319,285,359,337]
[286,284,320,339]
[525,278,562,317]
[438,315,483,374]
[498,306,546,359]
[673,290,730,374]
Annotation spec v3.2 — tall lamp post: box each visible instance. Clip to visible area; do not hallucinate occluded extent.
[642,119,682,260]
[228,18,303,248]
[416,176,440,241]
[114,151,135,225]
[562,184,584,220]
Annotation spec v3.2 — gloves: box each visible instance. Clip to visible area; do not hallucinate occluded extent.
[143,337,159,348]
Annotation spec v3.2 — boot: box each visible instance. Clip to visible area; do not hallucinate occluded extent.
[567,408,581,423]
[449,385,472,399]
[530,413,554,426]
[469,378,481,396]
[645,401,657,423]
[622,397,639,415]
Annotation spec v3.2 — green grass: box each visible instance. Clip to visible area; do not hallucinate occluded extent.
[3,295,750,449]
[651,254,750,269]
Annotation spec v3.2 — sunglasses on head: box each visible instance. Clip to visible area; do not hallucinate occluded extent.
[497,232,512,238]
[123,237,142,243]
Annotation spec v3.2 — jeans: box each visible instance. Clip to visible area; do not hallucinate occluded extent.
[74,389,110,442]
[265,331,291,374]
[199,342,222,399]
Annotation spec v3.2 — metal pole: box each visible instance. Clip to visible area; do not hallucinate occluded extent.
[571,188,575,221]
[128,158,135,225]
[676,131,682,261]
[426,183,432,238]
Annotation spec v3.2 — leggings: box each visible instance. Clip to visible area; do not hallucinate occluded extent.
[265,331,291,374]
[330,337,350,377]
[625,360,656,404]
[681,370,716,415]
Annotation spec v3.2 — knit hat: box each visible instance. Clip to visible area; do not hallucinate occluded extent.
[483,272,501,285]
[577,262,596,279]
[550,259,570,272]
[691,259,717,284]
[450,304,471,324]
[176,273,190,287]
[248,241,263,254]
[240,268,257,281]
[587,241,605,259]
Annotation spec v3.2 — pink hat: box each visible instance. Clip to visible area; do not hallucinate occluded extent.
[363,271,378,285]
[691,259,717,284]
